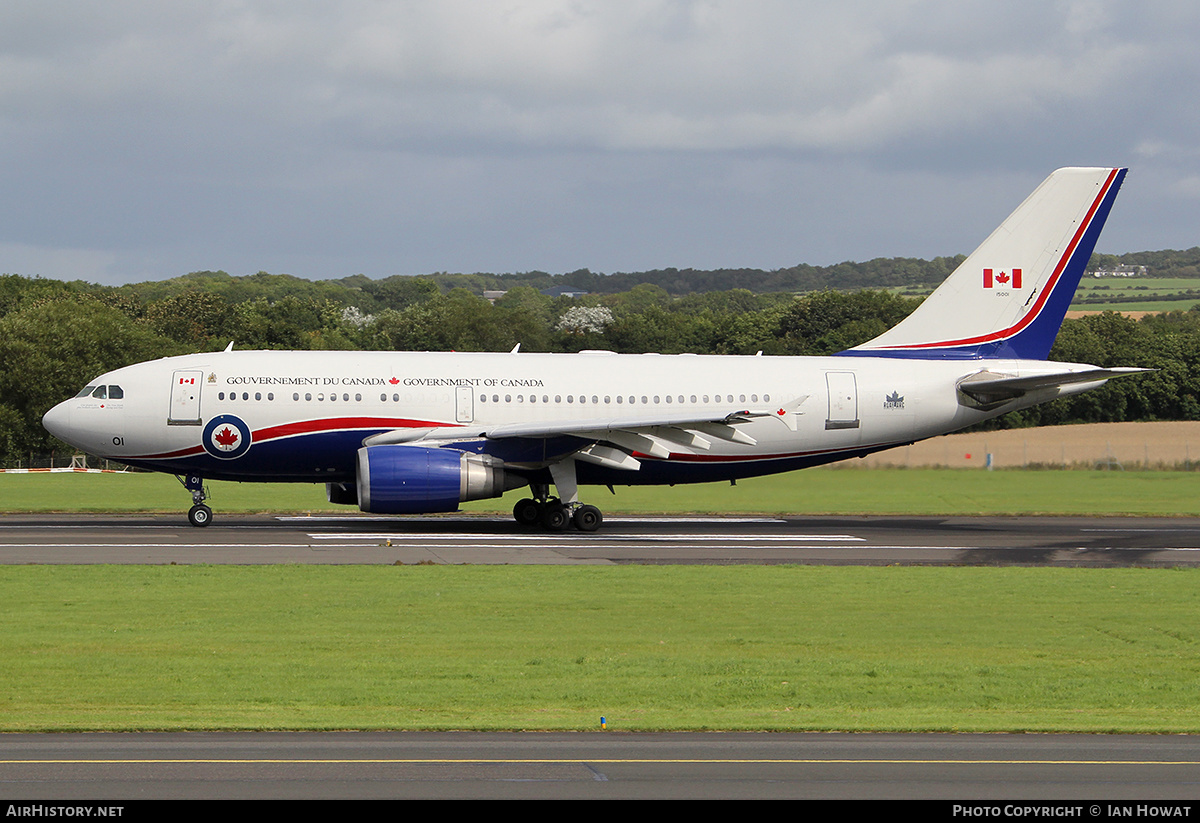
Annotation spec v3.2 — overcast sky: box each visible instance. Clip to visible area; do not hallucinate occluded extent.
[1,1,1197,285]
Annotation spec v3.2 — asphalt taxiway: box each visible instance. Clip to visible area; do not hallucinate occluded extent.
[3,513,1200,566]
[4,731,1200,800]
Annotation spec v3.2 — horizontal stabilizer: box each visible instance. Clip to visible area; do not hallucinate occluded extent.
[958,367,1151,405]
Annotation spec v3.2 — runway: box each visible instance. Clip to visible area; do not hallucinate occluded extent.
[3,512,1200,566]
[4,731,1200,800]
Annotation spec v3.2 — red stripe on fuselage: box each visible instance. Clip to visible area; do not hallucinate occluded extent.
[127,417,456,460]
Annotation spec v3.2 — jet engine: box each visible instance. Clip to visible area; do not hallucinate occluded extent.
[356,445,521,514]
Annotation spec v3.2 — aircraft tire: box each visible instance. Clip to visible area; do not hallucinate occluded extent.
[513,498,541,527]
[572,505,602,532]
[188,504,213,528]
[541,504,570,532]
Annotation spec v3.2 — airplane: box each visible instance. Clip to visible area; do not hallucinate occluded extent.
[42,167,1147,531]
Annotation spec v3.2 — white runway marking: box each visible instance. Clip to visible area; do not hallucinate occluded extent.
[303,533,865,542]
[277,515,787,524]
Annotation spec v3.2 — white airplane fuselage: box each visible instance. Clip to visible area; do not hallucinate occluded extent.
[44,348,1090,486]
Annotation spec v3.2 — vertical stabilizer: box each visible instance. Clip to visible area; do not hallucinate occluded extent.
[843,167,1126,360]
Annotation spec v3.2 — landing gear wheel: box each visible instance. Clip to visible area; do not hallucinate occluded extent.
[513,498,541,527]
[188,504,213,528]
[572,504,602,532]
[541,503,570,532]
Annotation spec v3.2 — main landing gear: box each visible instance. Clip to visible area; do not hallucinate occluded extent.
[512,461,604,532]
[178,474,212,527]
[513,495,603,532]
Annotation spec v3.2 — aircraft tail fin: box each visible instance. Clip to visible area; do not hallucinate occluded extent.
[842,167,1126,360]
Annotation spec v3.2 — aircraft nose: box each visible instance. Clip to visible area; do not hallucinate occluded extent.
[42,400,72,442]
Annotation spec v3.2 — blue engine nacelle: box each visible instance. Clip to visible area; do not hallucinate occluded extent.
[356,445,521,514]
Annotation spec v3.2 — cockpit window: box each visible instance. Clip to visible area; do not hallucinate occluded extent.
[108,385,124,399]
[91,386,107,400]
[75,385,97,398]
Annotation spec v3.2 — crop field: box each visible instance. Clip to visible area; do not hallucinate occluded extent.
[860,420,1200,471]
[896,277,1200,313]
[1069,276,1200,312]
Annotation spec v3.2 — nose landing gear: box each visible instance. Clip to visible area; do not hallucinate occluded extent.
[178,474,212,527]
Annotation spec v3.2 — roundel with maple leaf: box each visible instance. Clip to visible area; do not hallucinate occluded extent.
[202,414,253,460]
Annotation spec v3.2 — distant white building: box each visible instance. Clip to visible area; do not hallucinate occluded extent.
[541,285,590,298]
[1091,265,1148,277]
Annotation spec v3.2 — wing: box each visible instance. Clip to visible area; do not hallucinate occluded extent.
[362,396,810,471]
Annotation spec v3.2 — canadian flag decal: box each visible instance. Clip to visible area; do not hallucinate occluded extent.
[984,268,1022,289]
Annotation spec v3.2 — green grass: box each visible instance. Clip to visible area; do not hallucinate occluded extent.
[2,565,1198,732]
[5,467,1200,517]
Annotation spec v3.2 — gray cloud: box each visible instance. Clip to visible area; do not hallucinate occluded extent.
[0,1,1197,284]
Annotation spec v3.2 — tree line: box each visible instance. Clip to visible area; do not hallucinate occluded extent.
[2,265,1199,465]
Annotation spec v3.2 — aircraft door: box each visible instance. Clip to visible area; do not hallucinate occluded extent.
[168,370,204,425]
[455,385,474,423]
[825,371,860,430]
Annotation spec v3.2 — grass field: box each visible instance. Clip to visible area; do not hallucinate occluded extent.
[4,464,1200,517]
[3,564,1199,733]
